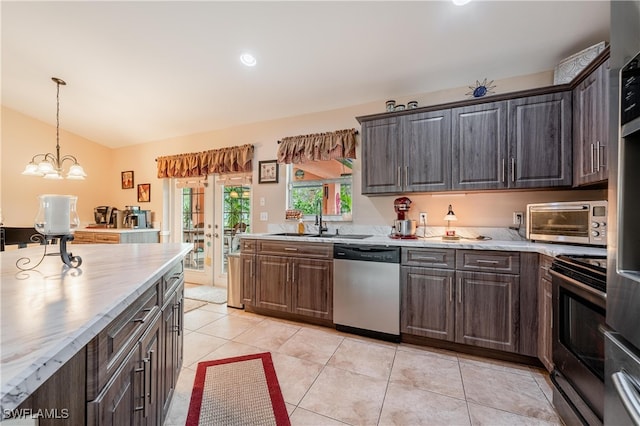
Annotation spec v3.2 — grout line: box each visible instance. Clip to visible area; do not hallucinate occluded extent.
[375,346,398,425]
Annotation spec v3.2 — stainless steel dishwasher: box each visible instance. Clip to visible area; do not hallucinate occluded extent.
[333,244,401,342]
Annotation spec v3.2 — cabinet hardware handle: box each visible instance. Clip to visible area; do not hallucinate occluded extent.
[132,308,153,323]
[458,278,462,304]
[284,247,298,251]
[597,141,605,170]
[476,259,499,265]
[449,277,453,303]
[416,256,437,261]
[397,166,402,187]
[405,166,409,186]
[591,143,596,174]
[250,259,254,278]
[292,263,296,283]
[286,263,290,283]
[134,359,148,413]
[511,157,515,182]
[148,349,154,411]
[502,158,506,183]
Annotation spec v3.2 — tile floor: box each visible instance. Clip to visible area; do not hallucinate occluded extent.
[165,298,562,426]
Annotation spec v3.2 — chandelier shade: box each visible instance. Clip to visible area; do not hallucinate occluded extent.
[22,77,87,180]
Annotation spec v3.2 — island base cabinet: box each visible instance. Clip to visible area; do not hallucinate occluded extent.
[401,267,455,341]
[88,313,161,426]
[161,286,184,419]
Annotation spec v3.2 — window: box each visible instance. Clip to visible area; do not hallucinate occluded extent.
[182,186,205,270]
[287,159,353,221]
[222,185,251,273]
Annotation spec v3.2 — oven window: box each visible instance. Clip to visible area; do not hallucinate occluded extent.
[559,288,605,380]
[530,210,589,236]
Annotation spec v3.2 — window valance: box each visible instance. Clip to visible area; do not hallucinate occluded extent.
[157,144,254,178]
[277,128,357,164]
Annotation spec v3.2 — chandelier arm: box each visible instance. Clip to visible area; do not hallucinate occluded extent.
[59,155,80,165]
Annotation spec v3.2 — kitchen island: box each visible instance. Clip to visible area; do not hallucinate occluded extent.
[0,242,191,424]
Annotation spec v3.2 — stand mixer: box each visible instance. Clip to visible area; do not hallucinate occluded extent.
[392,197,417,239]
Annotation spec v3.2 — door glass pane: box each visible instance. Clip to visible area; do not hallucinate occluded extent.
[182,186,205,270]
[222,185,251,273]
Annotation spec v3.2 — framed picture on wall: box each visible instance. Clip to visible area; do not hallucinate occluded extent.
[121,171,134,189]
[137,183,151,202]
[258,160,279,184]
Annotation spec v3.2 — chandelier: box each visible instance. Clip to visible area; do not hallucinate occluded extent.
[22,77,87,180]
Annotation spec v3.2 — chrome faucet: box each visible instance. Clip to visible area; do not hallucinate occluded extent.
[315,199,328,235]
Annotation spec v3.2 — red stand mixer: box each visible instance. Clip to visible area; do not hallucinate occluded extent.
[392,197,417,239]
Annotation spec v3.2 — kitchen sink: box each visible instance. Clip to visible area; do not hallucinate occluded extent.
[269,233,372,239]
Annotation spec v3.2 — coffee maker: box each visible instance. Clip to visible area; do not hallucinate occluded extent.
[392,197,417,239]
[123,206,149,229]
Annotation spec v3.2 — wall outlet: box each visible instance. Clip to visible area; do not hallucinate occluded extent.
[513,211,524,225]
[260,212,268,221]
[419,212,428,225]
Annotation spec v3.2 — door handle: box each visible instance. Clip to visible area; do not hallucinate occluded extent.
[590,143,596,174]
[612,371,640,425]
[597,141,605,170]
[397,166,402,187]
[457,278,462,304]
[404,166,409,186]
[449,277,453,303]
[502,158,506,183]
[205,233,212,238]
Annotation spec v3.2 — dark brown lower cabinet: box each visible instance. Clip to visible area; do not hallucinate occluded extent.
[161,285,184,419]
[255,254,333,320]
[538,255,554,371]
[241,253,256,306]
[456,271,519,353]
[401,267,519,353]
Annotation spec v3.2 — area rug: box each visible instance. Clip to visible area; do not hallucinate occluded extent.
[184,298,207,313]
[184,284,227,304]
[186,352,290,426]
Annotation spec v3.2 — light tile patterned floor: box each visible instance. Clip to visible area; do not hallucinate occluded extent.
[164,301,562,425]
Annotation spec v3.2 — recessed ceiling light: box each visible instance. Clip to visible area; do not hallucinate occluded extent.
[240,53,257,67]
[452,0,472,5]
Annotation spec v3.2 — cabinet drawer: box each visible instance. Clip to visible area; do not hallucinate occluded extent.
[86,282,160,399]
[240,239,256,252]
[72,231,95,243]
[257,240,332,258]
[539,254,553,282]
[456,250,520,274]
[402,248,455,269]
[94,233,120,243]
[163,260,184,303]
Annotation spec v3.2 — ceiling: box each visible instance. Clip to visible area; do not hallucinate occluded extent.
[1,1,610,149]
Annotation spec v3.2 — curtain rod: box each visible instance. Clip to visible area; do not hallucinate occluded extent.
[277,130,358,144]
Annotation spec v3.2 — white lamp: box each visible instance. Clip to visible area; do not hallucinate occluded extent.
[443,204,460,240]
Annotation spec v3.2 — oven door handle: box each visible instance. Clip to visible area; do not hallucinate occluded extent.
[530,205,589,211]
[612,370,640,425]
[549,269,606,301]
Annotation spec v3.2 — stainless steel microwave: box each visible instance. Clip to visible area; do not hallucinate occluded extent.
[526,201,607,246]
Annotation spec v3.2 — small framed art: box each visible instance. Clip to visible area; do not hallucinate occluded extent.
[121,171,134,189]
[258,160,279,184]
[137,183,151,202]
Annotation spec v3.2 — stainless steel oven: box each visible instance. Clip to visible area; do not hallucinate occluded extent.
[526,201,607,246]
[550,255,607,425]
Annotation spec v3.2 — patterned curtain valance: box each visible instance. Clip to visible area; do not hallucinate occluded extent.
[157,144,254,178]
[277,128,357,165]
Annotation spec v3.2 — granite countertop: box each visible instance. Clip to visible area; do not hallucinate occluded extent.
[241,233,607,258]
[0,242,192,412]
[80,227,160,233]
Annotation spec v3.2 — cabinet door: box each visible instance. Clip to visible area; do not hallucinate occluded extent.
[138,314,161,426]
[291,258,333,319]
[456,271,519,353]
[538,255,554,371]
[574,59,609,186]
[161,287,183,420]
[508,92,572,188]
[402,110,452,192]
[241,253,255,306]
[401,266,455,341]
[452,101,508,190]
[361,117,402,194]
[87,344,139,426]
[255,255,290,312]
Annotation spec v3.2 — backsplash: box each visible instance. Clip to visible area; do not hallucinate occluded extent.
[267,223,526,242]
